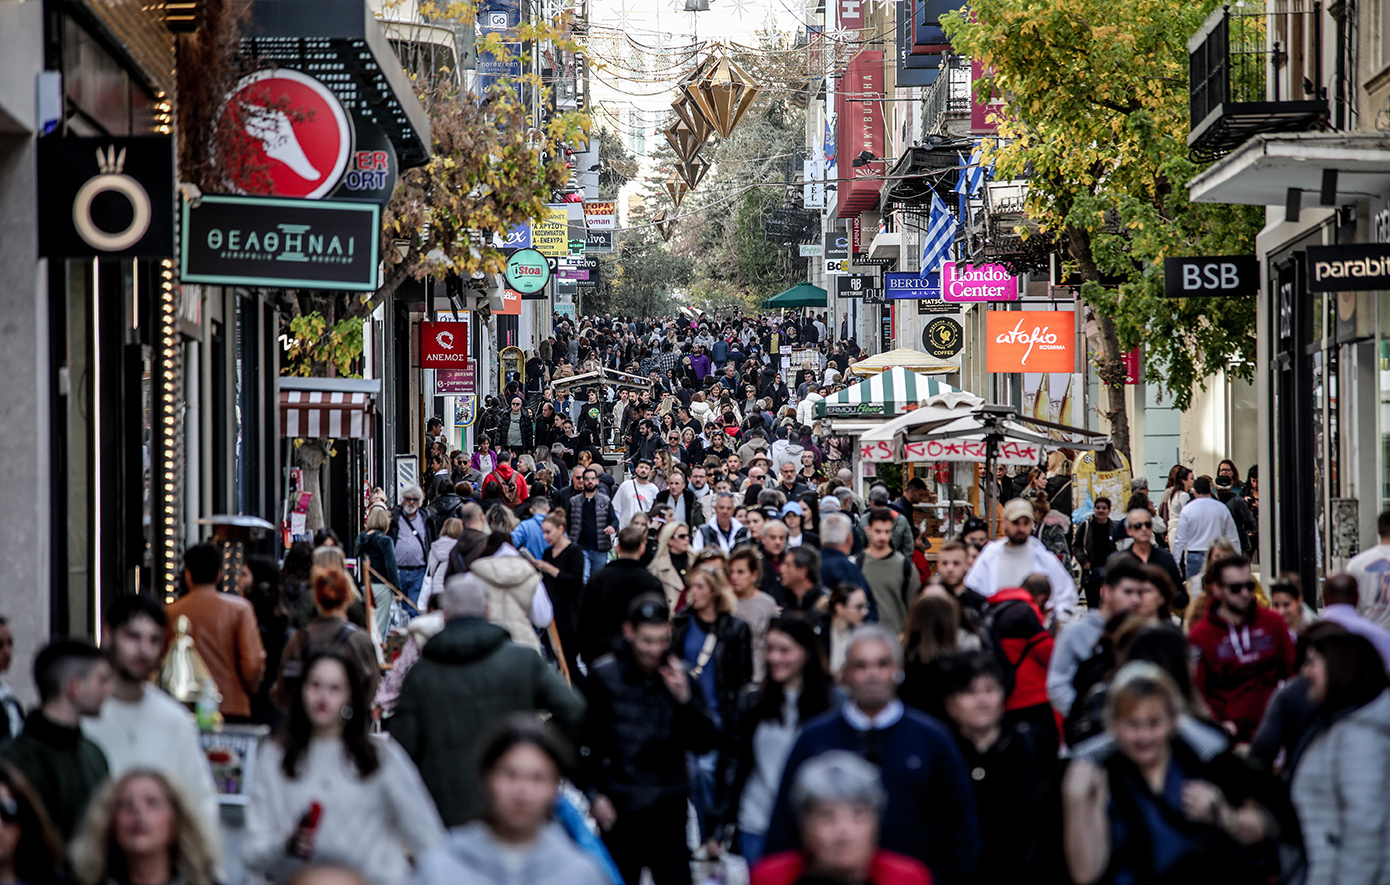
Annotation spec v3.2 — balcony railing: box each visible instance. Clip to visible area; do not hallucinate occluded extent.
[1188,3,1328,162]
[921,59,970,135]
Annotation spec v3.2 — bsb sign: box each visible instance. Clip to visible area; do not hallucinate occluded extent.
[985,311,1075,373]
[181,195,380,291]
[1162,255,1258,297]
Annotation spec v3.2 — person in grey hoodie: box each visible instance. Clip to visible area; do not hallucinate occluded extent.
[1290,630,1390,885]
[410,717,609,885]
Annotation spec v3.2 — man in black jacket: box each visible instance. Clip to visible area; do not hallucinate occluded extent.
[1072,496,1118,610]
[651,468,704,528]
[578,525,665,666]
[582,594,717,885]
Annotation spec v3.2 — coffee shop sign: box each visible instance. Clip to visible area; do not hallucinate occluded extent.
[203,226,361,264]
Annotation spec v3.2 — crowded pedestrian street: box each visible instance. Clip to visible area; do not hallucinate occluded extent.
[6,1,1390,884]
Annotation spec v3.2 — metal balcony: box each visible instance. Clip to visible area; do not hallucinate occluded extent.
[1188,4,1328,163]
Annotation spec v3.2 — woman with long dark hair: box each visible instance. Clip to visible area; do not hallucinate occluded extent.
[411,718,608,885]
[727,616,839,867]
[1289,631,1390,885]
[0,761,62,885]
[246,653,443,885]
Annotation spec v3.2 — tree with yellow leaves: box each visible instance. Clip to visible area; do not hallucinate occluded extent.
[945,0,1262,458]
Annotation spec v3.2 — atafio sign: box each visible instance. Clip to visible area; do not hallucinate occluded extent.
[181,195,380,291]
[505,248,550,293]
[1306,244,1390,292]
[1163,255,1258,297]
[941,261,1018,302]
[985,311,1075,373]
[420,322,469,368]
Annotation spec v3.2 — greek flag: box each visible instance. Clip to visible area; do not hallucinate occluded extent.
[920,193,957,274]
[954,145,986,197]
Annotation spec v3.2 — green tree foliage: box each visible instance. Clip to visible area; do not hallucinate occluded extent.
[596,125,638,200]
[944,0,1263,457]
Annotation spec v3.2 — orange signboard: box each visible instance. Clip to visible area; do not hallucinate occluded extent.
[985,311,1075,373]
[497,289,522,315]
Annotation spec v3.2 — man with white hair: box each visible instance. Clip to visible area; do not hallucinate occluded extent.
[389,484,435,608]
[964,498,1079,623]
[388,572,585,827]
[764,626,981,883]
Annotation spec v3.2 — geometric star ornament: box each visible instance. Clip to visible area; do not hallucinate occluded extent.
[664,118,707,165]
[681,50,762,138]
[653,210,676,242]
[671,94,714,145]
[676,155,710,189]
[665,175,689,208]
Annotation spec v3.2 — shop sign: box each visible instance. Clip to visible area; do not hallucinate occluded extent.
[918,299,957,315]
[420,321,469,368]
[586,229,612,252]
[1123,346,1142,384]
[800,243,823,257]
[532,204,569,257]
[435,369,476,396]
[837,274,870,298]
[496,288,522,315]
[504,221,532,249]
[583,200,616,230]
[826,401,885,416]
[1306,244,1390,292]
[38,136,175,258]
[985,310,1075,373]
[181,195,380,291]
[331,115,397,205]
[884,272,939,299]
[825,231,849,260]
[864,286,887,304]
[504,248,550,293]
[825,258,849,275]
[941,261,1018,301]
[223,70,352,199]
[1163,255,1258,297]
[835,52,885,218]
[922,315,963,359]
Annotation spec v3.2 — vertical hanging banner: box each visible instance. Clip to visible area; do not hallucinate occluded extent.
[835,52,884,219]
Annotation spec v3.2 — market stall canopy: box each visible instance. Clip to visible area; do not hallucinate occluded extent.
[818,367,983,418]
[858,403,1108,464]
[848,347,959,377]
[279,377,380,440]
[764,282,828,308]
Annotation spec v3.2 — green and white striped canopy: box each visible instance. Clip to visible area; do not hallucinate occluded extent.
[817,367,983,418]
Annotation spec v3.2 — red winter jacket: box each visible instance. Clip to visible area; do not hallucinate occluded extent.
[481,462,528,503]
[988,587,1054,712]
[1188,604,1295,741]
[752,850,933,885]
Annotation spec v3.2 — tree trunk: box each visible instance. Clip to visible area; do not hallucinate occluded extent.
[296,438,330,532]
[1066,225,1132,462]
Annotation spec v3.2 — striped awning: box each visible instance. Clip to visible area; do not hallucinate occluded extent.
[818,367,983,417]
[280,390,375,439]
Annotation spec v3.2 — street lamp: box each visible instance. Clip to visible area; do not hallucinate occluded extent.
[851,150,888,168]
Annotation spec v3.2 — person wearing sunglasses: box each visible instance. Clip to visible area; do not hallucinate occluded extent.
[1121,505,1184,605]
[1188,553,1296,742]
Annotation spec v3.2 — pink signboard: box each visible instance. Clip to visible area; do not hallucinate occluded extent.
[941,261,1018,302]
[1123,346,1142,384]
[435,369,476,396]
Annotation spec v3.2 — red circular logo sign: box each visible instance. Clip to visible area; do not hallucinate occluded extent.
[223,70,351,199]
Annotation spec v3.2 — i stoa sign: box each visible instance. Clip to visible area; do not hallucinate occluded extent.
[985,311,1075,373]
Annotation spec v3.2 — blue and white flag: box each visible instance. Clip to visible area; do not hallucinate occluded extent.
[920,193,957,274]
[955,145,986,197]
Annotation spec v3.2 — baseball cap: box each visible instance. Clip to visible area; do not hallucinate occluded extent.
[780,502,802,518]
[1003,498,1034,522]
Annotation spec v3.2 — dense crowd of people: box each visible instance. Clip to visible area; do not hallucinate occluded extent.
[1,312,1387,885]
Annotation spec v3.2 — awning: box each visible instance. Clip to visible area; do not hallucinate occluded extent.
[858,404,1108,463]
[848,347,959,376]
[279,377,380,439]
[1188,132,1390,207]
[819,366,982,417]
[764,282,828,308]
[242,0,432,169]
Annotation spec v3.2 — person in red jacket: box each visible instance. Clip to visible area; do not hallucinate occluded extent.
[752,751,932,885]
[984,576,1057,758]
[1188,554,1295,742]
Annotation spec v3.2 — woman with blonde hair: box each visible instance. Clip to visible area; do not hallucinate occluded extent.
[652,449,675,492]
[70,769,218,885]
[671,565,752,852]
[648,520,694,613]
[486,503,519,536]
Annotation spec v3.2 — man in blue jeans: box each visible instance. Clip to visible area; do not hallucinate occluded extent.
[1170,475,1240,579]
[389,484,434,606]
[567,466,617,582]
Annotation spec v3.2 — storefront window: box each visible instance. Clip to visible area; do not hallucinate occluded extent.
[1379,293,1390,513]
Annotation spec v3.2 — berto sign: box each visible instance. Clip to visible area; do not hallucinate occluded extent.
[940,261,1017,302]
[505,248,550,294]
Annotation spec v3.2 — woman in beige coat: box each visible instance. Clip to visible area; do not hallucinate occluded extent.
[648,520,694,613]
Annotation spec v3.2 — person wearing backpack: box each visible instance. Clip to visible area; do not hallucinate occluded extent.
[425,475,465,537]
[481,450,529,509]
[978,574,1056,759]
[858,508,921,636]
